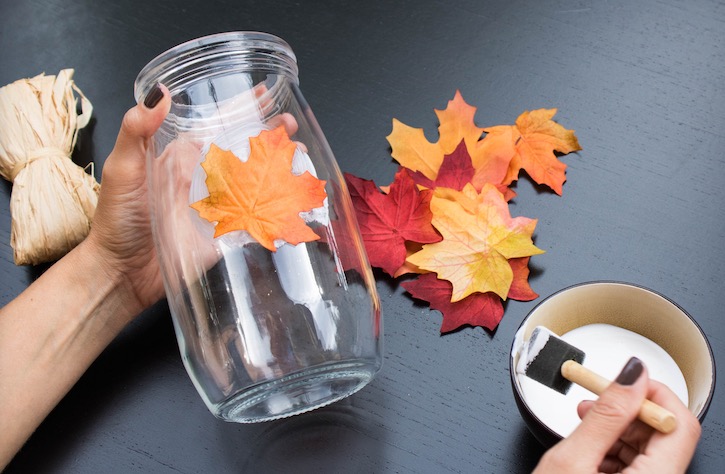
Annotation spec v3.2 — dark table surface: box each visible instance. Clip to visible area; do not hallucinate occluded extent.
[2,0,724,472]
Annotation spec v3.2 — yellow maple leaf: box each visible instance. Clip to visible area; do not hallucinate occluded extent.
[406,183,544,301]
[387,90,485,180]
[190,126,327,251]
[501,108,581,195]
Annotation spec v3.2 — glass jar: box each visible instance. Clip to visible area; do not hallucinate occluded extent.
[134,32,382,423]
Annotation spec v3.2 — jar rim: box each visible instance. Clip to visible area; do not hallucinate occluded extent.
[134,31,298,104]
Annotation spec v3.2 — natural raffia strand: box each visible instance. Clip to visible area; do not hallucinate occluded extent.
[0,69,99,265]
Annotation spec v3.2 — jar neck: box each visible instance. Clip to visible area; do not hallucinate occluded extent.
[134,32,299,105]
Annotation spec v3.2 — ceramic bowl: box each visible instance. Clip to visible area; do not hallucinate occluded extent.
[509,281,716,447]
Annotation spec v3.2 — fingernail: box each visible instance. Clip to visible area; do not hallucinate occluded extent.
[615,357,644,386]
[144,83,163,109]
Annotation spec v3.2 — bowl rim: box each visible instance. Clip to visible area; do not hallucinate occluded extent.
[509,279,717,443]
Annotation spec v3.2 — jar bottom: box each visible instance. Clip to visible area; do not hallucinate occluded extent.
[212,359,378,423]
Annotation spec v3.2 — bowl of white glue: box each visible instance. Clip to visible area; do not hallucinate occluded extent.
[509,281,715,447]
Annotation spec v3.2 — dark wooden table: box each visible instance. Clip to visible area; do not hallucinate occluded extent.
[2,0,723,472]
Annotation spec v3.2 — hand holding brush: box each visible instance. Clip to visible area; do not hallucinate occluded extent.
[518,326,676,433]
[532,355,702,473]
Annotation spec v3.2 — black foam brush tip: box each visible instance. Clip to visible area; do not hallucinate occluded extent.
[521,327,586,394]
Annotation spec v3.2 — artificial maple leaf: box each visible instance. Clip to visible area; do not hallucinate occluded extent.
[387,91,485,181]
[345,168,441,276]
[190,127,327,251]
[409,139,515,200]
[470,125,517,193]
[392,241,430,277]
[401,256,537,332]
[402,273,504,333]
[508,256,538,301]
[498,108,581,195]
[409,140,475,191]
[406,183,544,301]
[387,92,519,199]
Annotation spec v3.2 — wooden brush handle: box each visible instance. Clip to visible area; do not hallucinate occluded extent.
[561,360,677,434]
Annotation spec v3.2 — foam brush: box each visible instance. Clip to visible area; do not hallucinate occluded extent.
[517,326,677,434]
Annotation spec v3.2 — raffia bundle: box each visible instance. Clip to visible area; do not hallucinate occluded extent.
[0,69,99,265]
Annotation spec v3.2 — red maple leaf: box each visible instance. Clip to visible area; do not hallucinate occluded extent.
[508,256,539,301]
[402,273,504,333]
[345,168,441,276]
[410,139,516,202]
[410,140,475,191]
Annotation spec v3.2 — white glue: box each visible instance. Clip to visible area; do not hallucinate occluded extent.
[517,323,688,437]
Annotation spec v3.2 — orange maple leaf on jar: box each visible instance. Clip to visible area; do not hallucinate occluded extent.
[190,126,327,252]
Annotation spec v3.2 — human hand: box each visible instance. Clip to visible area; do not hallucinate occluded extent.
[534,357,701,473]
[83,81,305,325]
[83,84,171,319]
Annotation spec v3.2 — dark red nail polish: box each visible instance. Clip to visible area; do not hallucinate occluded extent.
[615,357,644,386]
[144,83,163,109]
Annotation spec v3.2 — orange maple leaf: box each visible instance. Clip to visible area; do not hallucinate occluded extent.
[387,91,487,181]
[499,108,581,195]
[190,127,327,251]
[406,183,544,301]
[469,124,517,192]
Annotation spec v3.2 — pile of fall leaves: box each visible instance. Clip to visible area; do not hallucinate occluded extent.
[344,91,580,333]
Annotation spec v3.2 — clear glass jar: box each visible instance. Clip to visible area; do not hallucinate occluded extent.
[134,32,382,423]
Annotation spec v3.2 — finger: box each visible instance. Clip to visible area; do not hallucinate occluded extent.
[564,357,649,464]
[615,438,641,466]
[642,380,701,462]
[576,399,594,419]
[267,113,307,152]
[581,398,654,454]
[579,401,647,459]
[112,83,171,159]
[267,112,300,136]
[647,379,698,431]
[605,437,641,466]
[99,84,171,192]
[253,82,269,98]
[599,455,626,473]
[616,416,654,448]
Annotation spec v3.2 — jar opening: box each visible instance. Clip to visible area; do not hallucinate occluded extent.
[134,32,299,106]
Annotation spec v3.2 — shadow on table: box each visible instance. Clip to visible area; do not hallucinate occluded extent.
[220,399,388,473]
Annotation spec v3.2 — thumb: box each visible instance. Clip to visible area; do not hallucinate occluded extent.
[101,84,170,187]
[111,83,171,163]
[564,357,648,463]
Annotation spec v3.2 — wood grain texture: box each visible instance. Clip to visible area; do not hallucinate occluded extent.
[1,0,723,472]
